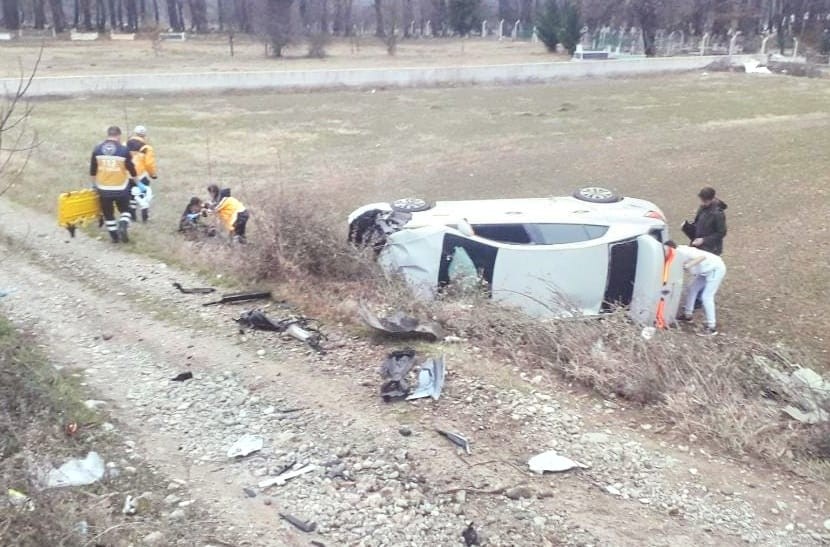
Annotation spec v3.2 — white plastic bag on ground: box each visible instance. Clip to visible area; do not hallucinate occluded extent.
[528,451,589,474]
[45,451,105,488]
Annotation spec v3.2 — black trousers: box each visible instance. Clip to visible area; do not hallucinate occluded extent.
[233,210,249,237]
[99,190,131,231]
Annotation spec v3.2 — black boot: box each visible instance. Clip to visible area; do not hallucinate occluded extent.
[109,230,120,243]
[141,209,149,223]
[129,208,138,222]
[118,220,130,243]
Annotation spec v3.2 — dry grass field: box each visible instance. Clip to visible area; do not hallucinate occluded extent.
[7,70,830,362]
[0,36,557,78]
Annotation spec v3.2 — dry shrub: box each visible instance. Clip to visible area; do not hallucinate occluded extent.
[441,302,822,462]
[244,189,378,283]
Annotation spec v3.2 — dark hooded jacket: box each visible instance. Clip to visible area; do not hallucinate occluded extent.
[693,199,728,255]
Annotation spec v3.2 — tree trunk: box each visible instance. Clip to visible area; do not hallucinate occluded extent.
[125,0,136,29]
[166,0,179,29]
[633,0,658,56]
[373,0,384,36]
[80,0,92,29]
[96,0,107,30]
[49,0,65,31]
[343,0,351,34]
[2,0,21,29]
[265,0,293,56]
[176,0,183,29]
[321,0,328,32]
[402,0,412,36]
[217,0,223,30]
[188,0,207,31]
[332,0,342,33]
[107,0,116,28]
[34,0,47,28]
[234,0,249,31]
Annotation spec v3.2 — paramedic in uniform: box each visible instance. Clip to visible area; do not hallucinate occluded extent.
[127,125,158,222]
[90,126,137,243]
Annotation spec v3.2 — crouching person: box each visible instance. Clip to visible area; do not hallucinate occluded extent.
[207,184,249,243]
[665,240,726,337]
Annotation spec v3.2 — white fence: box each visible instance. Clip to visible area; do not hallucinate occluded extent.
[2,54,763,98]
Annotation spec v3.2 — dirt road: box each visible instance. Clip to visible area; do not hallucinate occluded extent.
[1,197,827,546]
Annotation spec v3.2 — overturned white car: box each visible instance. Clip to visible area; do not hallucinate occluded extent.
[348,187,685,324]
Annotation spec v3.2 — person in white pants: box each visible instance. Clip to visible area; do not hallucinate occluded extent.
[665,240,727,336]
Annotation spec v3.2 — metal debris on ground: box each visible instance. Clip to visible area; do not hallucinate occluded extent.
[462,522,480,546]
[527,451,589,474]
[203,290,272,306]
[45,451,106,488]
[278,513,317,533]
[379,349,417,401]
[436,429,471,455]
[171,371,193,382]
[172,282,216,294]
[406,356,446,401]
[236,310,324,351]
[226,434,264,458]
[358,303,446,341]
[258,464,317,488]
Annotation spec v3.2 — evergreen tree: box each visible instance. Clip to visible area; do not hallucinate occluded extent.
[560,1,581,55]
[536,0,561,53]
[448,0,479,37]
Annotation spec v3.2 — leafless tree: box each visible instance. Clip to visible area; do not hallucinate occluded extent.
[0,51,41,199]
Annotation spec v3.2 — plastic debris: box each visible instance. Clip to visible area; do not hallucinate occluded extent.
[236,310,324,351]
[379,349,417,401]
[407,356,446,401]
[172,282,215,294]
[227,434,264,458]
[436,429,471,455]
[8,488,33,510]
[358,303,446,341]
[171,372,193,382]
[527,451,589,474]
[0,288,17,298]
[462,522,480,546]
[122,494,137,515]
[279,512,317,533]
[782,405,829,425]
[45,451,105,488]
[258,464,317,489]
[640,326,656,340]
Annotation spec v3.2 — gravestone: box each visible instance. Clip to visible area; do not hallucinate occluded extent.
[498,19,504,41]
[511,20,520,41]
[70,30,99,41]
[481,20,487,37]
[0,32,14,41]
[159,32,186,41]
[110,32,136,41]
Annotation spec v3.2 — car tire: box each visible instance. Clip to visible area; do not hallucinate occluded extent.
[572,186,622,204]
[390,197,433,213]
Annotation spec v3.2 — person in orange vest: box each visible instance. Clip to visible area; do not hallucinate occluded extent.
[206,184,249,244]
[127,125,158,223]
[90,126,138,243]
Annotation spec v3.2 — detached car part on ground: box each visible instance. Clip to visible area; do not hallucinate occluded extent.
[348,187,685,324]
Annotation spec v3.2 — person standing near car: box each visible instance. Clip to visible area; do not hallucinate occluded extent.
[666,240,727,336]
[127,125,158,223]
[686,186,727,255]
[90,126,137,243]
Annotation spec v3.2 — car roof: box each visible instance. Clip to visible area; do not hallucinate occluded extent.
[408,196,664,227]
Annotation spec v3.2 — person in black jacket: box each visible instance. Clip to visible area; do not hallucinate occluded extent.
[687,187,727,256]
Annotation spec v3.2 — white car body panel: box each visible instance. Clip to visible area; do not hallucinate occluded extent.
[491,243,609,317]
[352,193,684,324]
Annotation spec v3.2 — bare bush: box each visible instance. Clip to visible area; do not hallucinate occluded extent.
[307,32,331,58]
[440,302,822,462]
[0,50,41,198]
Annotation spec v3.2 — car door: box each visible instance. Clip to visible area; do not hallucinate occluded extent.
[629,234,684,326]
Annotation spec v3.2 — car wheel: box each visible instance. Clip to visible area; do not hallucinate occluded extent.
[390,197,433,213]
[572,186,622,204]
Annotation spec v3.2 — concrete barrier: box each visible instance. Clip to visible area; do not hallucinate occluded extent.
[2,54,763,98]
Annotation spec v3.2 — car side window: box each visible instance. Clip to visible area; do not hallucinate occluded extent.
[470,224,532,244]
[525,224,609,245]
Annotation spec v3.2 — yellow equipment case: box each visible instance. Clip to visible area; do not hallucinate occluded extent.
[58,189,101,236]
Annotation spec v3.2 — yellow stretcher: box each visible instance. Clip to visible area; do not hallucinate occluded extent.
[58,189,101,236]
